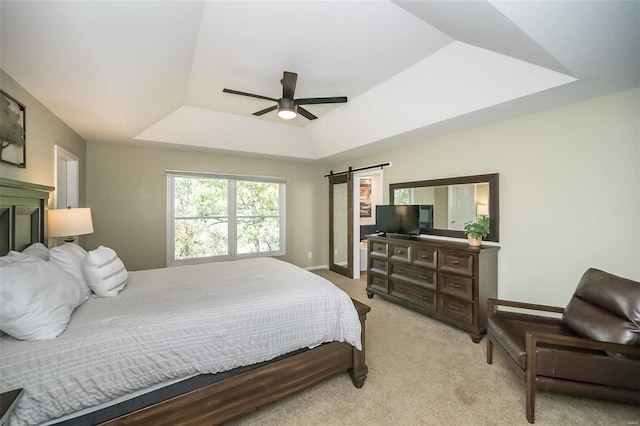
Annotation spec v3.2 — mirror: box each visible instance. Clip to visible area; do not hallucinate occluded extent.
[329,173,353,277]
[390,173,499,242]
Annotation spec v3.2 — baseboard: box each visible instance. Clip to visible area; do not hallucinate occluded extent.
[305,264,329,271]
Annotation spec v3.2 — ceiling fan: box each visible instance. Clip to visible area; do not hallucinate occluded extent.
[223,71,347,120]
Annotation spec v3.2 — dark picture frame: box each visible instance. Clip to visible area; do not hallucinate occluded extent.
[0,90,26,168]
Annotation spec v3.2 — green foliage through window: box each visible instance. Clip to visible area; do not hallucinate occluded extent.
[169,174,285,264]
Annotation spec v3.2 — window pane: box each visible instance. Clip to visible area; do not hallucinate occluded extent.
[237,217,280,254]
[236,181,279,216]
[175,177,228,218]
[394,188,412,205]
[174,218,228,259]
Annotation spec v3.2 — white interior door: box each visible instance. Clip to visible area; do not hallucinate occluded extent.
[54,145,79,209]
[448,184,476,231]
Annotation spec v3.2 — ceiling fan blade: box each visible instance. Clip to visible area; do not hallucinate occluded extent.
[223,88,278,102]
[297,106,317,120]
[281,71,298,100]
[253,105,278,116]
[296,96,348,105]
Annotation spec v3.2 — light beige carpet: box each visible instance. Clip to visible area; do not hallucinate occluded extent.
[229,270,640,425]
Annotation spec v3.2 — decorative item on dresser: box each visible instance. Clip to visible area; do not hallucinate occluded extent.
[464,216,490,247]
[367,235,498,343]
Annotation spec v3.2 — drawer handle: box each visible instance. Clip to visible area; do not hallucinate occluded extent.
[448,282,461,288]
[421,255,430,259]
[397,250,404,255]
[419,295,430,301]
[451,260,460,265]
[448,304,462,312]
[418,275,428,280]
[396,288,405,293]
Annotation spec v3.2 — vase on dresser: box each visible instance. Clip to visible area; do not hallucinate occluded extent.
[467,236,482,247]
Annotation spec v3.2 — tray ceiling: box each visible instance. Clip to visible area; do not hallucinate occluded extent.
[1,1,638,161]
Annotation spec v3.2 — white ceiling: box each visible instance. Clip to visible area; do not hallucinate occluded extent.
[1,1,638,162]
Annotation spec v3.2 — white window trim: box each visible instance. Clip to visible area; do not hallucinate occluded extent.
[166,171,286,267]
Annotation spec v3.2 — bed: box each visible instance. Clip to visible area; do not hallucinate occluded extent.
[0,178,370,425]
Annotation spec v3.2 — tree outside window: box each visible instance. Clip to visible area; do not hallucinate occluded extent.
[168,173,285,265]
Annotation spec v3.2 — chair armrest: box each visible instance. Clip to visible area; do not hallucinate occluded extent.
[525,331,640,357]
[488,298,565,316]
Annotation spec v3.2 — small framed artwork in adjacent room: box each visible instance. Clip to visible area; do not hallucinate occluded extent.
[0,90,26,168]
[360,178,372,217]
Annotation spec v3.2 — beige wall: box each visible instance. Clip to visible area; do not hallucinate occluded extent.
[85,142,328,271]
[0,71,86,198]
[330,88,640,306]
[434,187,448,229]
[0,70,87,243]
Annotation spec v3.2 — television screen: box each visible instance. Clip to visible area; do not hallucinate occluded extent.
[419,204,434,232]
[375,205,421,236]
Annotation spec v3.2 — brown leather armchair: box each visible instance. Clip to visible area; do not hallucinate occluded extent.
[486,268,640,423]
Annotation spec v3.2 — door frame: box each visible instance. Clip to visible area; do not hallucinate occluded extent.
[351,169,383,280]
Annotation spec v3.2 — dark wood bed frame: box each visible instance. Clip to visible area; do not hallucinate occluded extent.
[0,178,370,425]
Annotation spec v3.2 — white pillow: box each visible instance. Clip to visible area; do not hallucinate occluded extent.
[49,243,91,296]
[22,242,49,260]
[0,256,87,340]
[0,251,24,266]
[82,246,128,297]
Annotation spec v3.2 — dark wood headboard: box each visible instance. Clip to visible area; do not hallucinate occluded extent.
[0,178,54,255]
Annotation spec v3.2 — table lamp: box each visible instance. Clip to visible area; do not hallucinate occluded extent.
[48,207,94,242]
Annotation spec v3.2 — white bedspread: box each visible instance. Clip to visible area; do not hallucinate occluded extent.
[0,258,361,425]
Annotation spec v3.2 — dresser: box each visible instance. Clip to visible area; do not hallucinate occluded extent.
[367,235,499,342]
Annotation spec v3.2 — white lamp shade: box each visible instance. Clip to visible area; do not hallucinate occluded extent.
[48,208,94,239]
[477,204,489,217]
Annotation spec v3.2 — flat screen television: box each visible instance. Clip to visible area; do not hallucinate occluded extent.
[375,205,421,236]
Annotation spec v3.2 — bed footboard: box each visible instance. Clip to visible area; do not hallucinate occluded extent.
[349,298,370,388]
[102,299,370,426]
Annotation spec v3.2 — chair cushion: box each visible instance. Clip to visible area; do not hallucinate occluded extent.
[537,346,640,391]
[488,311,576,369]
[562,268,640,346]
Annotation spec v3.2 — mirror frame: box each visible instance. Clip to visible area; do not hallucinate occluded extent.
[389,173,499,242]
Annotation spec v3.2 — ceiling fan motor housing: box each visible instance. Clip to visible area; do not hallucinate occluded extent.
[278,98,297,117]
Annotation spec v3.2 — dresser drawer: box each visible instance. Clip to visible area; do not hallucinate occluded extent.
[438,249,474,277]
[413,246,437,269]
[368,273,388,293]
[390,262,436,290]
[390,243,411,262]
[439,294,473,325]
[439,272,473,301]
[370,240,388,258]
[370,258,388,275]
[390,280,437,311]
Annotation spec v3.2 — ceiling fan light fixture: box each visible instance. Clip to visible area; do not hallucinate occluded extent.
[277,98,297,120]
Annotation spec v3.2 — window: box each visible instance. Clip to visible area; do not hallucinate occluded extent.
[166,171,286,266]
[393,187,413,204]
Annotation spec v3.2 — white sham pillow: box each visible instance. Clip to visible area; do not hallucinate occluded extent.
[22,242,49,260]
[0,251,24,266]
[82,246,128,297]
[49,243,91,296]
[0,256,88,340]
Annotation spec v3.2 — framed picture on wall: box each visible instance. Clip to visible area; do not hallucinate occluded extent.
[360,178,372,217]
[1,90,26,168]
